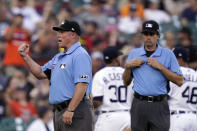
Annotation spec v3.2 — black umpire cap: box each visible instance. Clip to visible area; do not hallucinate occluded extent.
[173,47,189,62]
[142,20,160,34]
[52,20,81,35]
[103,46,122,63]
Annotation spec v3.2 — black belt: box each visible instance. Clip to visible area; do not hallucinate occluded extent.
[134,92,167,102]
[101,109,129,114]
[171,110,197,115]
[54,100,71,111]
[54,96,90,111]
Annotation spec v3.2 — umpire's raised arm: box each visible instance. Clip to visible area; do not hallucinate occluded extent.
[18,43,47,79]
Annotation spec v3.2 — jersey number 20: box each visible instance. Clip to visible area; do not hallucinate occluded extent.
[109,85,127,103]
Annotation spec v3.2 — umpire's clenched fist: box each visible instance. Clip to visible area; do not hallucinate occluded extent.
[18,43,29,58]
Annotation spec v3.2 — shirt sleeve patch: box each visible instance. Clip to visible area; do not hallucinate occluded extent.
[79,75,89,79]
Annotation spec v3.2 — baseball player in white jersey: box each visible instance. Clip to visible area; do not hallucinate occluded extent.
[168,47,197,131]
[92,46,133,131]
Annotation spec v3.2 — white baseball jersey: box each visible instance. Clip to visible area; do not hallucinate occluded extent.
[92,66,133,131]
[168,66,197,111]
[92,66,133,111]
[168,66,197,131]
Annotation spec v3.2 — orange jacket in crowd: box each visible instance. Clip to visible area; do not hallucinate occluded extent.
[120,3,144,19]
[3,27,31,66]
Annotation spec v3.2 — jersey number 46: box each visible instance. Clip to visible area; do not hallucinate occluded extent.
[182,86,197,104]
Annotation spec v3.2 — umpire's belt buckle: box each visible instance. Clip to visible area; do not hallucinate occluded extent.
[147,96,154,102]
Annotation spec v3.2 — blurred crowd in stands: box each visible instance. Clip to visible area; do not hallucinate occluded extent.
[0,0,197,130]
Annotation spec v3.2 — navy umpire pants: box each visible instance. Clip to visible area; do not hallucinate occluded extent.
[131,97,170,131]
[54,99,94,131]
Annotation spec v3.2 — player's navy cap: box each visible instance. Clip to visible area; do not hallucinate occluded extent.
[103,46,122,63]
[173,47,189,62]
[142,20,159,34]
[52,20,81,35]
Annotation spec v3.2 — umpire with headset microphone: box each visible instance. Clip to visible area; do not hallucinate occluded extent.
[123,20,183,131]
[18,20,93,131]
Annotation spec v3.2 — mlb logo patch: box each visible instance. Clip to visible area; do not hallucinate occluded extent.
[60,64,66,69]
[80,75,89,79]
[145,23,152,28]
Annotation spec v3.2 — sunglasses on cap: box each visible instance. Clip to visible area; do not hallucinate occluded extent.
[142,32,156,36]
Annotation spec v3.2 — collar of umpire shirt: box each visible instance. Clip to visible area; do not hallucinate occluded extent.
[139,42,162,57]
[61,42,81,56]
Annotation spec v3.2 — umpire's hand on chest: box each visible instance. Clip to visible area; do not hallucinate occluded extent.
[147,57,162,70]
[126,58,145,68]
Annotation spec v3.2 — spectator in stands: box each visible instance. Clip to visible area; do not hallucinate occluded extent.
[144,0,171,23]
[39,0,58,28]
[0,1,11,41]
[120,0,144,20]
[164,32,176,50]
[11,0,42,32]
[91,51,104,76]
[31,30,58,65]
[177,27,197,69]
[181,0,197,26]
[74,0,108,32]
[30,79,50,107]
[102,0,119,25]
[105,24,127,49]
[92,38,107,52]
[6,88,37,123]
[10,66,34,99]
[82,20,106,52]
[118,4,142,34]
[57,8,73,23]
[31,14,58,66]
[105,25,119,46]
[27,106,54,131]
[164,0,188,16]
[3,14,31,69]
[33,0,45,15]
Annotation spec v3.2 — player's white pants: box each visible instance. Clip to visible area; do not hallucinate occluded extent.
[170,113,197,131]
[94,111,130,131]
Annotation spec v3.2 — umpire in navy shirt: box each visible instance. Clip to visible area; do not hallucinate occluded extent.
[18,20,93,131]
[123,20,184,131]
